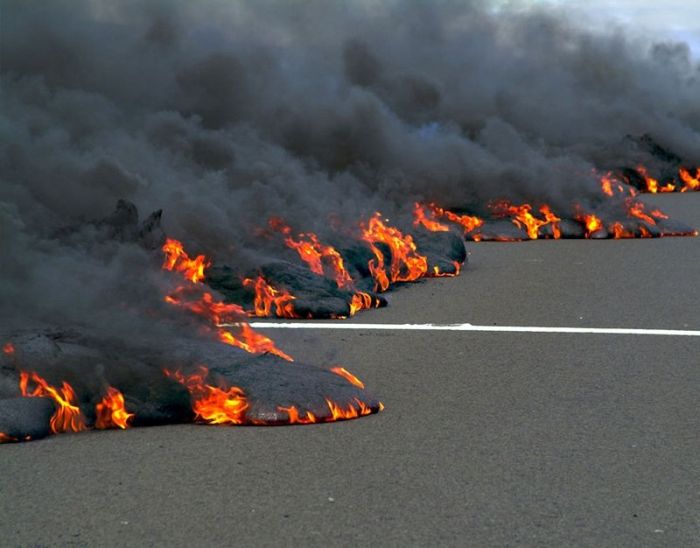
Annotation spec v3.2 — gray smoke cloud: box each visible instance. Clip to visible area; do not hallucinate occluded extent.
[1,0,699,351]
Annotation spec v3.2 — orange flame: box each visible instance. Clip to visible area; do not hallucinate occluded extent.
[325,397,374,421]
[679,167,700,192]
[609,222,634,239]
[243,276,299,318]
[413,203,450,232]
[431,261,462,278]
[19,371,87,434]
[490,201,561,240]
[165,289,293,361]
[0,432,17,443]
[95,387,134,430]
[162,239,293,361]
[627,200,658,225]
[2,342,14,355]
[576,213,603,237]
[636,166,675,193]
[360,212,428,292]
[348,292,382,316]
[330,366,366,389]
[428,203,484,234]
[162,238,210,283]
[270,219,355,290]
[165,366,249,425]
[277,405,318,424]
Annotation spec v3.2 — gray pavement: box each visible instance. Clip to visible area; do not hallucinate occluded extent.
[1,194,699,547]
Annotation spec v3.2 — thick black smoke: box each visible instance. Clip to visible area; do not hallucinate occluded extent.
[1,0,699,376]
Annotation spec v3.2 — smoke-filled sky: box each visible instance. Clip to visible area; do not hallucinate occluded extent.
[1,0,699,346]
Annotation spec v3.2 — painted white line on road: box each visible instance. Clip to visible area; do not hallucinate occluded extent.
[238,322,700,337]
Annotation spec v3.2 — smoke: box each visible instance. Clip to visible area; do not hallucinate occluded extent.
[1,0,699,348]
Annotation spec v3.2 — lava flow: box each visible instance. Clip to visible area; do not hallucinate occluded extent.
[361,212,429,291]
[165,366,249,425]
[19,371,87,434]
[162,239,293,361]
[95,387,134,430]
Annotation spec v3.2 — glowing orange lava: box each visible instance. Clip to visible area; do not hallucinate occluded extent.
[330,366,366,389]
[162,238,210,283]
[95,387,134,430]
[679,167,700,192]
[2,342,14,355]
[325,398,373,420]
[413,203,450,232]
[277,405,318,424]
[243,276,299,319]
[428,203,484,234]
[19,371,87,434]
[165,366,249,425]
[361,212,428,291]
[636,166,675,193]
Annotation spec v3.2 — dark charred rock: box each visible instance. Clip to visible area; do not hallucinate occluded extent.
[0,397,54,441]
[632,134,682,165]
[413,229,467,272]
[470,219,527,241]
[210,357,382,424]
[589,227,609,239]
[558,219,586,239]
[656,218,697,236]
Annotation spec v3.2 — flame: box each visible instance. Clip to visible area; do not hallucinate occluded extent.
[165,288,293,361]
[428,203,484,234]
[636,166,675,193]
[679,167,700,192]
[165,366,249,425]
[413,203,450,232]
[2,342,14,355]
[243,276,299,318]
[626,200,658,226]
[360,212,428,291]
[325,397,374,421]
[348,292,382,316]
[609,222,634,239]
[330,366,366,389]
[576,213,603,237]
[0,432,17,443]
[277,405,318,424]
[162,239,293,361]
[95,387,134,430]
[162,238,210,283]
[431,261,462,278]
[490,201,561,240]
[269,219,355,290]
[19,371,87,434]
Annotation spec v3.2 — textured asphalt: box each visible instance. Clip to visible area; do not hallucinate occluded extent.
[1,194,699,547]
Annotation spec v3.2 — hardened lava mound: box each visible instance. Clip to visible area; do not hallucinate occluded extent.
[0,332,382,443]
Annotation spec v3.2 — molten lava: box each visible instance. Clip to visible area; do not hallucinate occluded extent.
[19,371,87,434]
[413,203,450,232]
[330,366,366,389]
[428,203,484,234]
[326,398,373,420]
[270,218,355,289]
[679,167,700,192]
[165,366,249,425]
[277,405,318,424]
[162,238,210,283]
[243,276,299,319]
[361,212,428,291]
[95,387,134,430]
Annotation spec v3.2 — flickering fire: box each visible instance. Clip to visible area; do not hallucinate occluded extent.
[348,292,382,316]
[361,212,428,291]
[428,203,484,234]
[432,261,462,278]
[19,371,87,434]
[2,342,14,355]
[277,405,318,424]
[679,167,700,192]
[95,387,134,430]
[270,218,355,289]
[326,398,373,420]
[165,288,293,361]
[162,239,293,361]
[243,276,299,319]
[330,366,366,389]
[413,203,450,232]
[165,366,249,425]
[162,238,210,283]
[635,165,675,193]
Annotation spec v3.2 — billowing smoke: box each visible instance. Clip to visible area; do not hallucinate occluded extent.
[1,1,699,386]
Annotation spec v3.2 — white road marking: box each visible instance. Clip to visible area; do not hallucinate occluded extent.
[238,322,700,337]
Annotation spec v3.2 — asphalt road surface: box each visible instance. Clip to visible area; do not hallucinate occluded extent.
[1,194,699,547]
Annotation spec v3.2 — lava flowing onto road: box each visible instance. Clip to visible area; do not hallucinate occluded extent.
[361,212,429,291]
[162,240,293,361]
[623,165,700,193]
[19,371,87,434]
[95,387,134,430]
[164,366,249,425]
[243,276,299,319]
